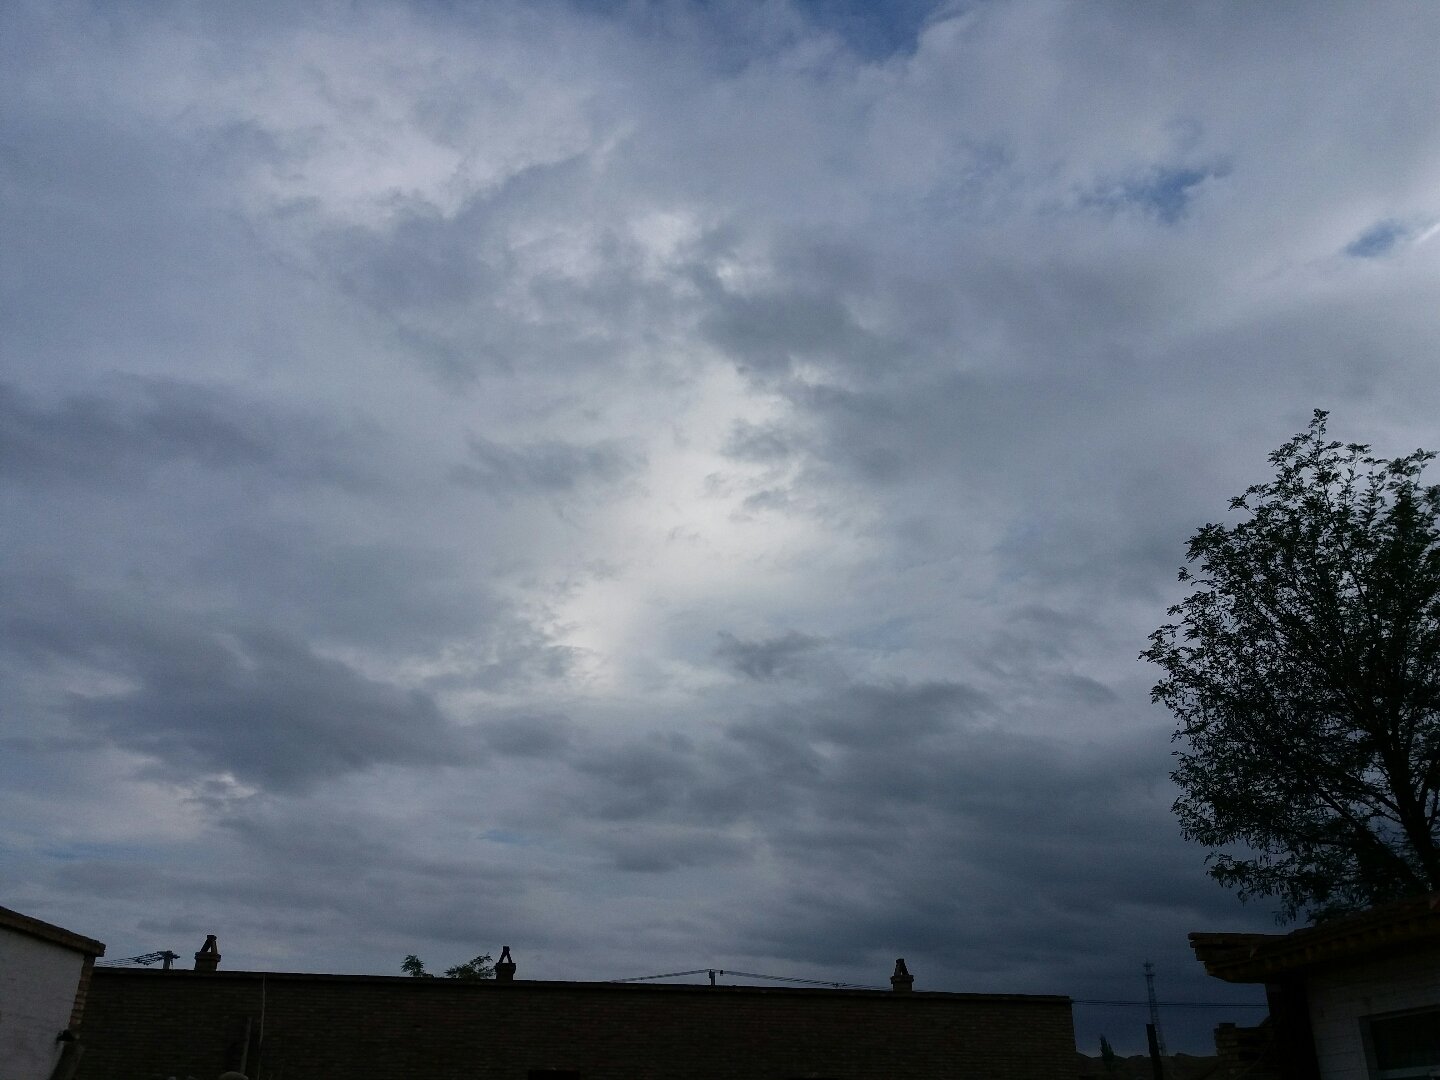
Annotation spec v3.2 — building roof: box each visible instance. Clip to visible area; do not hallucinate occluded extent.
[1189,890,1440,983]
[90,966,1070,1004]
[0,903,106,957]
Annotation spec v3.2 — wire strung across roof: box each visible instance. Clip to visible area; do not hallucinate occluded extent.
[1073,999,1268,1009]
[89,955,1269,1007]
[607,970,1268,1007]
[96,950,179,968]
[608,968,884,990]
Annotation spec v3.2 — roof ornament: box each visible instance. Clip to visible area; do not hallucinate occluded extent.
[496,945,516,982]
[194,934,221,973]
[890,958,913,992]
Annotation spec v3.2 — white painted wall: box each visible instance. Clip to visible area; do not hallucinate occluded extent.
[1306,944,1440,1080]
[0,928,85,1080]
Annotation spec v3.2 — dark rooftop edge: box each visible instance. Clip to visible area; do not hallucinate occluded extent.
[91,967,1069,1003]
[0,903,106,957]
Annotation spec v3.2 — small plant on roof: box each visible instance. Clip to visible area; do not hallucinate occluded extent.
[402,952,494,979]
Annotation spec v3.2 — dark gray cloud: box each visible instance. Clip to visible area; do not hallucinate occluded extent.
[2,577,466,791]
[321,212,496,318]
[66,629,463,791]
[0,379,376,489]
[571,734,706,822]
[802,680,987,749]
[714,630,823,679]
[189,529,578,689]
[700,286,892,380]
[592,826,754,874]
[479,713,576,758]
[556,679,992,835]
[40,802,560,970]
[450,433,643,496]
[193,531,485,651]
[517,672,1242,1047]
[720,419,801,464]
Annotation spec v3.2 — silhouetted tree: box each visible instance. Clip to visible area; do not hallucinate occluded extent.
[402,952,494,979]
[1144,411,1440,921]
[1100,1034,1121,1072]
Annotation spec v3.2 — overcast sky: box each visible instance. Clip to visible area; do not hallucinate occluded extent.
[4,0,1440,1056]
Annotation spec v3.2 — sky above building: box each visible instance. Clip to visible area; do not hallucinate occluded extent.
[4,0,1439,1055]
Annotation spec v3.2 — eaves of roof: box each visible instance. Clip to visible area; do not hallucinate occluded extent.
[1189,891,1440,983]
[0,903,106,958]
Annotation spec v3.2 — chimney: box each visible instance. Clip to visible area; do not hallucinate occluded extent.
[193,935,221,973]
[890,958,913,992]
[494,945,516,982]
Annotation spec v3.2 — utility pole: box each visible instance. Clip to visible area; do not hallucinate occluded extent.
[1144,960,1168,1078]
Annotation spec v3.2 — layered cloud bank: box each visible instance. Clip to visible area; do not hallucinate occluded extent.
[5,0,1440,1053]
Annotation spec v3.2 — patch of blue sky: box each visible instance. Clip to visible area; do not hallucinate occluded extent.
[1122,166,1216,224]
[40,841,159,862]
[796,0,941,59]
[480,828,533,846]
[561,0,940,61]
[1344,219,1407,258]
[1082,164,1225,225]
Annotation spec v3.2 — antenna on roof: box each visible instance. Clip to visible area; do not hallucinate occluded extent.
[1143,960,1168,1072]
[98,950,179,969]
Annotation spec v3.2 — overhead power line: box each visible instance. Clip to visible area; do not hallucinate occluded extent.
[608,968,1264,1005]
[609,968,883,990]
[1073,999,1268,1009]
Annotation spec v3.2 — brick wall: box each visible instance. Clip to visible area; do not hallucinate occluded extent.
[79,969,1075,1080]
[1213,1020,1279,1080]
[70,954,96,1030]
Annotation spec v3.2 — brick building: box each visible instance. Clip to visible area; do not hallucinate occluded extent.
[78,944,1076,1079]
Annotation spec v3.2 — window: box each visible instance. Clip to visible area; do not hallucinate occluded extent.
[1364,1007,1440,1080]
